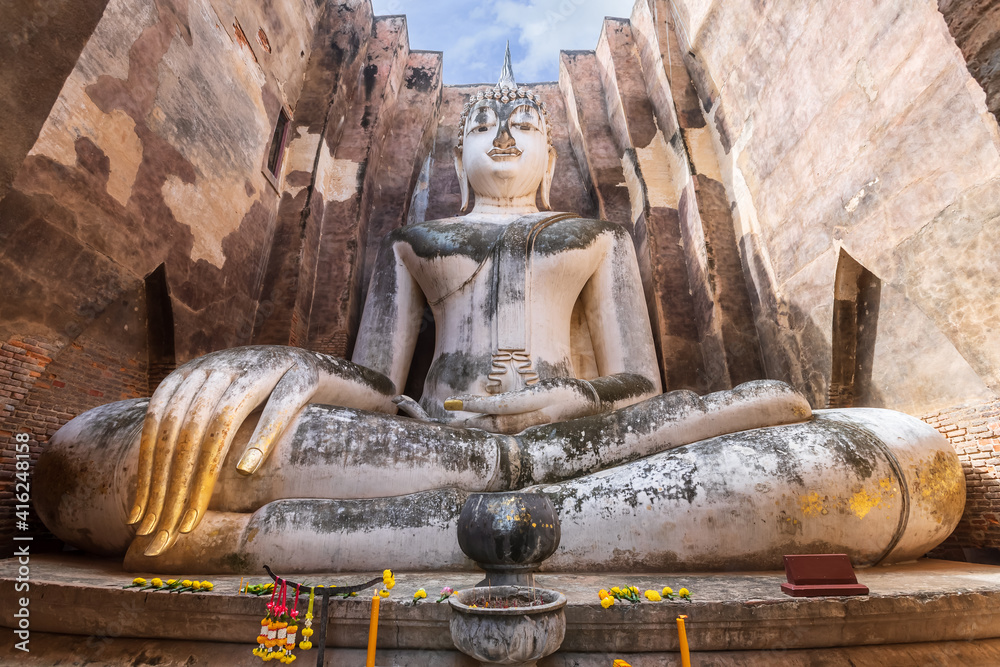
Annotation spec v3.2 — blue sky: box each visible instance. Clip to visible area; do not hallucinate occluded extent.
[371,0,637,85]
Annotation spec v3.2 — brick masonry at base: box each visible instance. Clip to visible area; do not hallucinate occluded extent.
[0,333,147,553]
[924,397,1000,550]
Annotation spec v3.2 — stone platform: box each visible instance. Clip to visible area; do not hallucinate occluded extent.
[3,554,1000,665]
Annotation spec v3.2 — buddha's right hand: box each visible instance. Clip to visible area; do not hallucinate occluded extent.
[127,345,395,557]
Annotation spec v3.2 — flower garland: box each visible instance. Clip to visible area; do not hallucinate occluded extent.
[379,569,395,599]
[253,579,301,663]
[250,568,395,664]
[597,585,692,607]
[299,586,315,650]
[123,577,214,593]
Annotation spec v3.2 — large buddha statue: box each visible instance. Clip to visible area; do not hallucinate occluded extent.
[36,52,965,574]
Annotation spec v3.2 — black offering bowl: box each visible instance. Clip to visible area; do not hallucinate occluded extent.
[457,491,561,587]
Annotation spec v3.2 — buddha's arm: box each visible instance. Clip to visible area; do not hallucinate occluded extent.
[129,236,426,557]
[351,231,425,390]
[578,224,663,406]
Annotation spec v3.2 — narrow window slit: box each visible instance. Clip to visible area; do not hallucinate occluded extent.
[267,108,290,178]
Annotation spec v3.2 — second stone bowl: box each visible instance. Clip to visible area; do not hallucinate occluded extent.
[449,585,567,667]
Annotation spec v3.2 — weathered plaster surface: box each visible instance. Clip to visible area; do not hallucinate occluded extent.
[0,0,112,201]
[316,149,362,204]
[34,102,142,207]
[5,0,325,358]
[676,0,1000,405]
[870,284,991,415]
[36,384,962,574]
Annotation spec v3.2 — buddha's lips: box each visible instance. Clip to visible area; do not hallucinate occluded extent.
[488,147,522,158]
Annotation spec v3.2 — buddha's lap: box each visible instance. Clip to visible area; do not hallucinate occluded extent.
[35,395,964,573]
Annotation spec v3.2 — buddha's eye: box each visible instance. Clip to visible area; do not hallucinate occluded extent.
[467,106,497,136]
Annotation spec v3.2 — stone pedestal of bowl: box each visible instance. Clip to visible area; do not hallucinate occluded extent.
[457,492,560,586]
[449,585,567,667]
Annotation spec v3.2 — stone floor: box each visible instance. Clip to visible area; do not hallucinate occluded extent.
[2,554,1000,665]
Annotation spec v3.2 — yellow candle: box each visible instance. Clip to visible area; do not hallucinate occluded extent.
[366,592,380,667]
[677,615,691,667]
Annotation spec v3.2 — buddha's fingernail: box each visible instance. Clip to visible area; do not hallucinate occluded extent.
[179,509,199,533]
[145,530,170,557]
[237,448,264,475]
[127,505,143,524]
[444,399,463,411]
[137,513,157,536]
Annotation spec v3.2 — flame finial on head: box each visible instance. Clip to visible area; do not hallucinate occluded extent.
[498,41,517,90]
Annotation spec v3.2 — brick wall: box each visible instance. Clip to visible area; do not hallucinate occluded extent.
[923,398,1000,550]
[827,383,853,409]
[0,333,147,554]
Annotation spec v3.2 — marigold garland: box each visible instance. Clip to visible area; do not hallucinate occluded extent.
[299,586,315,651]
[251,569,393,663]
[597,583,693,607]
[249,569,465,662]
[123,576,213,593]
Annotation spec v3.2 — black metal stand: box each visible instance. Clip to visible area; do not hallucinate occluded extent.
[263,564,382,667]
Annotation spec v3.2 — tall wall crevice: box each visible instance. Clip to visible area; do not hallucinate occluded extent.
[144,263,176,394]
[829,250,881,409]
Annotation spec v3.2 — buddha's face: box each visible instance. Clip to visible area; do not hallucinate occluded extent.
[461,99,550,202]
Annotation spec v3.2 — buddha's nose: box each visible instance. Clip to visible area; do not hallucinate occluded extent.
[493,123,516,149]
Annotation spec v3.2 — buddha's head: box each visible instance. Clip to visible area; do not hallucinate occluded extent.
[454,44,557,211]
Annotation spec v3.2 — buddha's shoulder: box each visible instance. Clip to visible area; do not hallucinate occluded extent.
[385,217,502,258]
[392,216,470,236]
[543,215,624,235]
[385,214,628,257]
[534,215,628,253]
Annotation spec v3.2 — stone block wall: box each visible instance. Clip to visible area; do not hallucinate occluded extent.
[250,10,446,362]
[249,0,377,351]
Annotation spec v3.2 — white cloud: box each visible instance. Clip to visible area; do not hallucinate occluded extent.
[371,0,636,84]
[493,0,636,81]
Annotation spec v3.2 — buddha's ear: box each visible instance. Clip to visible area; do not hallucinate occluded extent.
[453,145,470,212]
[540,145,557,211]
